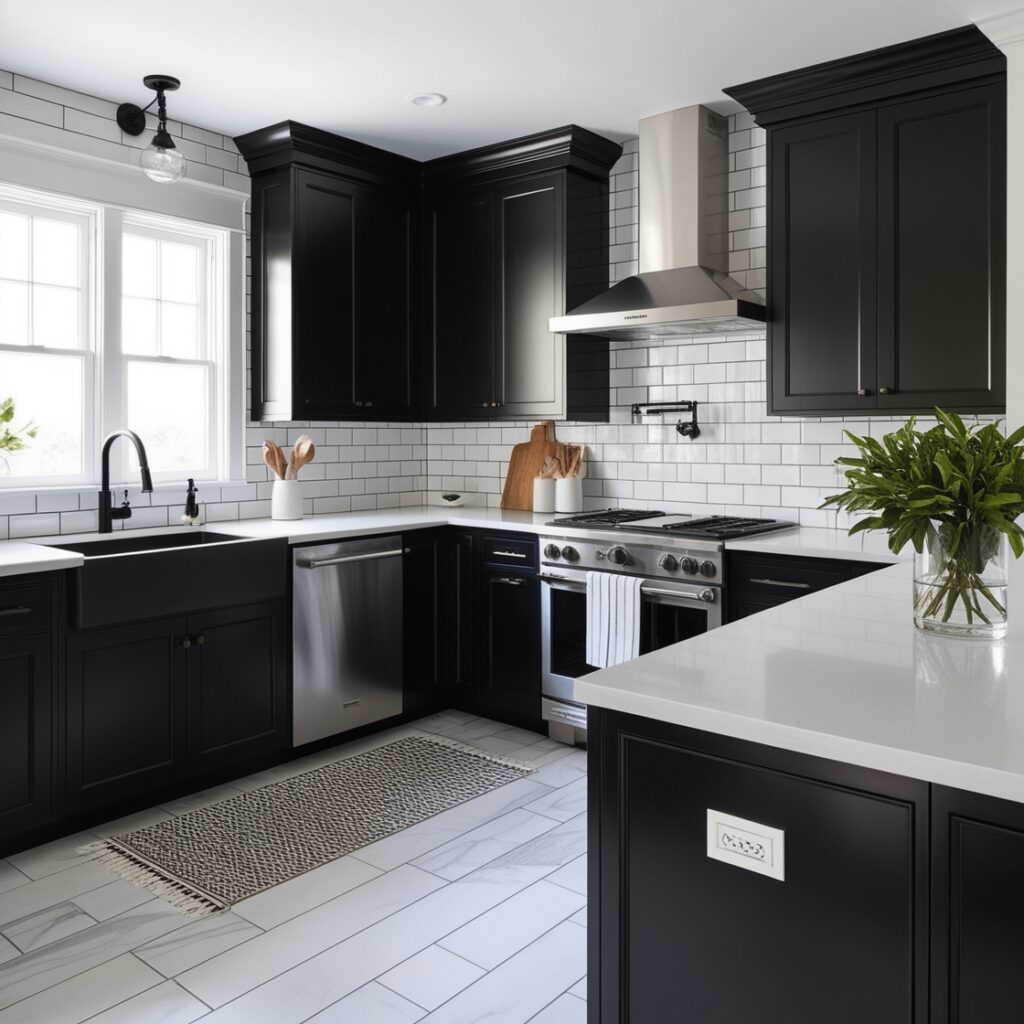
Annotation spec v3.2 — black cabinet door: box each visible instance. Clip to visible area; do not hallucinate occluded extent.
[446,531,476,697]
[354,188,416,417]
[876,84,1005,413]
[0,632,53,836]
[769,111,877,414]
[187,602,288,770]
[494,174,565,418]
[932,786,1024,1023]
[403,530,446,712]
[479,567,541,716]
[66,619,188,810]
[593,710,927,1024]
[293,168,358,419]
[428,188,496,416]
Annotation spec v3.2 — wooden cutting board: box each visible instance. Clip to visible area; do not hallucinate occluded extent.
[501,421,565,511]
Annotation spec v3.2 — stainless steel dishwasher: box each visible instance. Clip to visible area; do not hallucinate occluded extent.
[292,536,404,745]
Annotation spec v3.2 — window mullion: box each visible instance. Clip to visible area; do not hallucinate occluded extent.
[101,208,127,484]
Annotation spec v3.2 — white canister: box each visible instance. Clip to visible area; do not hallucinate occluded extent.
[271,479,304,520]
[532,477,556,514]
[555,477,582,514]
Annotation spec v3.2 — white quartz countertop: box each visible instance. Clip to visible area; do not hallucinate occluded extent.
[0,506,905,577]
[576,561,1024,803]
[0,541,84,579]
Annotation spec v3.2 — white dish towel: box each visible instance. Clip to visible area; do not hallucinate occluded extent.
[586,571,644,669]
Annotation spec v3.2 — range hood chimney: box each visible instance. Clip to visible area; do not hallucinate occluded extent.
[550,105,765,338]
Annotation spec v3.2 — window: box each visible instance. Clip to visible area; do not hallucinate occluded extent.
[0,183,242,489]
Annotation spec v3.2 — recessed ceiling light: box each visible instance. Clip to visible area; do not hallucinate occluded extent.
[409,92,447,108]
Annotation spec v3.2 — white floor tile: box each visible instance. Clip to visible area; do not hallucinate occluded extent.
[527,992,587,1024]
[232,855,381,930]
[0,900,187,1011]
[547,854,587,896]
[378,945,484,1011]
[2,903,96,954]
[528,751,587,789]
[70,881,153,922]
[569,906,586,927]
[410,809,558,881]
[523,777,587,823]
[0,953,162,1024]
[0,937,19,967]
[439,880,585,970]
[133,911,263,978]
[84,980,208,1024]
[0,863,117,929]
[0,866,29,898]
[177,865,444,1008]
[418,921,586,1024]
[350,778,553,872]
[569,975,586,999]
[472,735,534,757]
[304,981,426,1023]
[6,833,99,882]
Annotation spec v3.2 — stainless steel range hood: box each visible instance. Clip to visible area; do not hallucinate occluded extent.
[550,105,766,339]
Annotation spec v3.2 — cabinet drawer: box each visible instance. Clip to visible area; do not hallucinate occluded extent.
[480,534,537,569]
[738,559,846,600]
[0,581,52,635]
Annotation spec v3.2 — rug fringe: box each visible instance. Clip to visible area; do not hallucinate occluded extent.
[414,732,537,774]
[78,840,225,918]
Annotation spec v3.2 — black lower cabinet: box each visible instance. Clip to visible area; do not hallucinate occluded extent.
[0,629,55,836]
[446,531,477,700]
[931,786,1024,1022]
[403,530,446,713]
[188,601,288,769]
[66,601,289,812]
[478,566,541,718]
[66,618,189,810]
[590,708,928,1024]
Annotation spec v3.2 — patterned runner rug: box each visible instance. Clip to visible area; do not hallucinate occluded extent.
[81,734,534,917]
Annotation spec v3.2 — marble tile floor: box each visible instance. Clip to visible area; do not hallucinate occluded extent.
[0,711,589,1023]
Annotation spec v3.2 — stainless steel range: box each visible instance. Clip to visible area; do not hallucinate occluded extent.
[539,509,795,743]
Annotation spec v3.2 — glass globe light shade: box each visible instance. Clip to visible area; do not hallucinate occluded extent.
[141,141,185,183]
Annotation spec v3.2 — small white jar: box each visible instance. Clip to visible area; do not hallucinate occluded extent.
[555,477,582,514]
[271,479,304,520]
[532,477,556,514]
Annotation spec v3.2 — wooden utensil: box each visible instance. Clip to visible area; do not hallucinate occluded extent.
[287,435,316,479]
[500,421,566,510]
[564,445,581,478]
[263,440,287,480]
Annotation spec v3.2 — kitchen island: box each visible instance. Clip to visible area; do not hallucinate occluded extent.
[579,561,1024,1023]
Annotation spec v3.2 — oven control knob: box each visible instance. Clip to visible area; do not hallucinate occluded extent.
[544,544,562,560]
[699,560,717,578]
[680,557,699,575]
[657,554,679,572]
[561,546,579,562]
[606,545,629,565]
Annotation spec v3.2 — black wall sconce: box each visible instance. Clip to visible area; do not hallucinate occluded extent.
[116,76,186,183]
[631,401,702,440]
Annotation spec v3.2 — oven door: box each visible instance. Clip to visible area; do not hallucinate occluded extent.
[540,571,722,706]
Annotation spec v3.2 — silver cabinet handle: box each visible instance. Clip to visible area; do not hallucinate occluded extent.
[298,548,407,569]
[750,577,811,590]
[492,550,527,559]
[492,576,525,586]
[0,605,32,618]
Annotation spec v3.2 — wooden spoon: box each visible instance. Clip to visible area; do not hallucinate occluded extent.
[287,436,316,479]
[263,440,287,480]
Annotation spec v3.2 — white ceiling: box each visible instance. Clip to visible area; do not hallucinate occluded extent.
[0,0,1014,160]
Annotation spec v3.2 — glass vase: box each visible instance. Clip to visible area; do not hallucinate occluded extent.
[913,523,1008,639]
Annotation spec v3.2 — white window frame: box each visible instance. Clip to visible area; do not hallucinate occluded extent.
[0,181,245,492]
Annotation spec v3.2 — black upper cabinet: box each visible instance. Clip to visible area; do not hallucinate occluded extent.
[429,187,496,416]
[237,122,419,421]
[727,26,1006,416]
[423,127,620,421]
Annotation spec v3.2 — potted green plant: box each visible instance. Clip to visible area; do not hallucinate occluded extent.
[823,410,1024,639]
[0,397,37,474]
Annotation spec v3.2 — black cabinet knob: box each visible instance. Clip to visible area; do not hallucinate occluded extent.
[856,387,870,397]
[176,636,191,649]
[194,635,205,647]
[878,386,892,395]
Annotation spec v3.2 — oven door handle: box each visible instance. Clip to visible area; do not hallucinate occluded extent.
[540,574,587,592]
[641,585,717,605]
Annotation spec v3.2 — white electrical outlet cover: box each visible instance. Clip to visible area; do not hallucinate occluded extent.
[706,809,785,881]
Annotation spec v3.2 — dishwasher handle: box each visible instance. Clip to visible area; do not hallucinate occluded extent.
[296,547,408,570]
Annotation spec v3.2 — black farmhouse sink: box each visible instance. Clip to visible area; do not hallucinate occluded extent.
[57,530,246,557]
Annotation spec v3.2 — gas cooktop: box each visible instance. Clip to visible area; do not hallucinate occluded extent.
[547,509,796,540]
